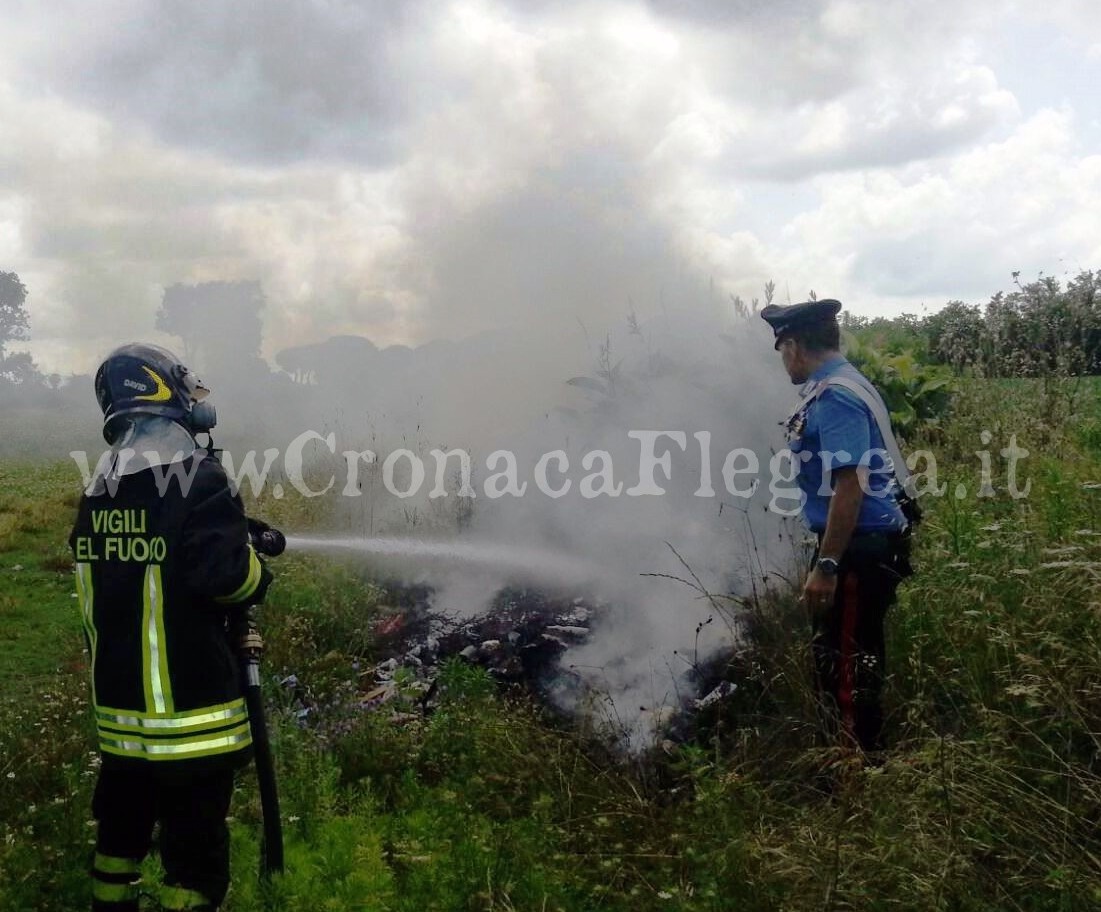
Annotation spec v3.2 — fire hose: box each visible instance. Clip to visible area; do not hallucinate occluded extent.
[242,519,287,879]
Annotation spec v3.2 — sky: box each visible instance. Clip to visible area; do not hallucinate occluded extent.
[2,0,1101,375]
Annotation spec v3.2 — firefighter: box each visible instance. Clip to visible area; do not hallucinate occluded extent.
[761,300,914,760]
[69,343,273,911]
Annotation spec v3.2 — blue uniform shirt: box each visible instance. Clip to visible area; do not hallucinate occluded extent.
[787,355,906,534]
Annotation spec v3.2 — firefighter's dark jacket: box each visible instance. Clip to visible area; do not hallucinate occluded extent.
[68,451,272,772]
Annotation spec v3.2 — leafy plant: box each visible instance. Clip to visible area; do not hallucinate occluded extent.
[842,333,954,437]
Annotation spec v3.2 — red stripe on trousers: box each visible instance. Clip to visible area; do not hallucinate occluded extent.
[838,570,860,742]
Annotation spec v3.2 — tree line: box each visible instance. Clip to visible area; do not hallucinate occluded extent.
[842,269,1101,377]
[6,267,1100,400]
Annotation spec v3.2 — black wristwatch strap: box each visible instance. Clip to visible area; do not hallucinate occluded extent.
[816,557,840,576]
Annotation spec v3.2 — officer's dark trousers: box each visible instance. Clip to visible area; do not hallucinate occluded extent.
[811,541,907,755]
[91,764,235,911]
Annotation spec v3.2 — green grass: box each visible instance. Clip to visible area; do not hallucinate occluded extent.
[4,378,1101,909]
[0,461,84,694]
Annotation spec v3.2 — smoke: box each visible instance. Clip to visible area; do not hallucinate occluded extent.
[221,294,802,741]
[0,0,851,740]
[5,246,801,740]
[439,307,799,737]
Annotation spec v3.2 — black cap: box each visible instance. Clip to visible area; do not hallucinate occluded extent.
[760,298,842,349]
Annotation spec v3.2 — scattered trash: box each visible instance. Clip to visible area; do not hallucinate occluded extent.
[357,587,599,714]
[694,681,736,710]
[286,584,746,743]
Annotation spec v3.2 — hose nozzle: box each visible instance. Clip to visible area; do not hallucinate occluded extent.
[247,518,287,557]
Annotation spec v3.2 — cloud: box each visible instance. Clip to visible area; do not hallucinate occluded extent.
[12,0,423,166]
[1,0,1099,373]
[1028,0,1101,44]
[735,64,1018,180]
[762,108,1101,305]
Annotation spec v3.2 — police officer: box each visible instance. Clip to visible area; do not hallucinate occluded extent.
[69,343,273,911]
[760,300,913,758]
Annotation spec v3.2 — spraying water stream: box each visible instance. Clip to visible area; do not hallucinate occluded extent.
[284,534,727,744]
[284,535,610,589]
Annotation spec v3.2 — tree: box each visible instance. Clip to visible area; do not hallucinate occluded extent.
[0,271,30,356]
[0,271,42,387]
[275,335,379,386]
[924,301,984,371]
[275,345,317,385]
[0,350,38,385]
[156,281,265,372]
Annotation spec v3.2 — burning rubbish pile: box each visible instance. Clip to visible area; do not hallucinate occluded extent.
[277,531,758,746]
[276,581,746,747]
[277,586,602,733]
[364,586,597,708]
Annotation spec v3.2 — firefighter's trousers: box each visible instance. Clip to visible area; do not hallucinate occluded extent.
[91,764,235,911]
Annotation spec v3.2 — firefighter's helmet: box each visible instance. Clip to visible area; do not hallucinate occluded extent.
[94,343,215,443]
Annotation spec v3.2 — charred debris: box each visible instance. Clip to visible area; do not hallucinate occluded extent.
[276,582,748,753]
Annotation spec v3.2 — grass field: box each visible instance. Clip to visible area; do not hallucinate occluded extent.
[3,376,1101,910]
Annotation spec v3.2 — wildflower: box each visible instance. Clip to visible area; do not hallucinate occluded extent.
[5,772,13,779]
[658,892,673,900]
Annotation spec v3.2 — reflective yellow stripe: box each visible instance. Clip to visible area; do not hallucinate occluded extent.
[96,699,248,733]
[98,698,247,722]
[161,884,214,909]
[141,565,173,714]
[101,720,250,750]
[141,566,155,711]
[97,719,246,742]
[92,880,139,902]
[100,723,252,761]
[94,852,140,875]
[75,563,98,703]
[215,546,262,604]
[152,565,173,713]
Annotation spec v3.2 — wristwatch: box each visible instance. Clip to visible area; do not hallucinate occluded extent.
[816,557,840,576]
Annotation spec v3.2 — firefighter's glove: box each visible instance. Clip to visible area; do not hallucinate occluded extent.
[247,517,286,557]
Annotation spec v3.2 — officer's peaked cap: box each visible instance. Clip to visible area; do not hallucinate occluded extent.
[760,299,842,348]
